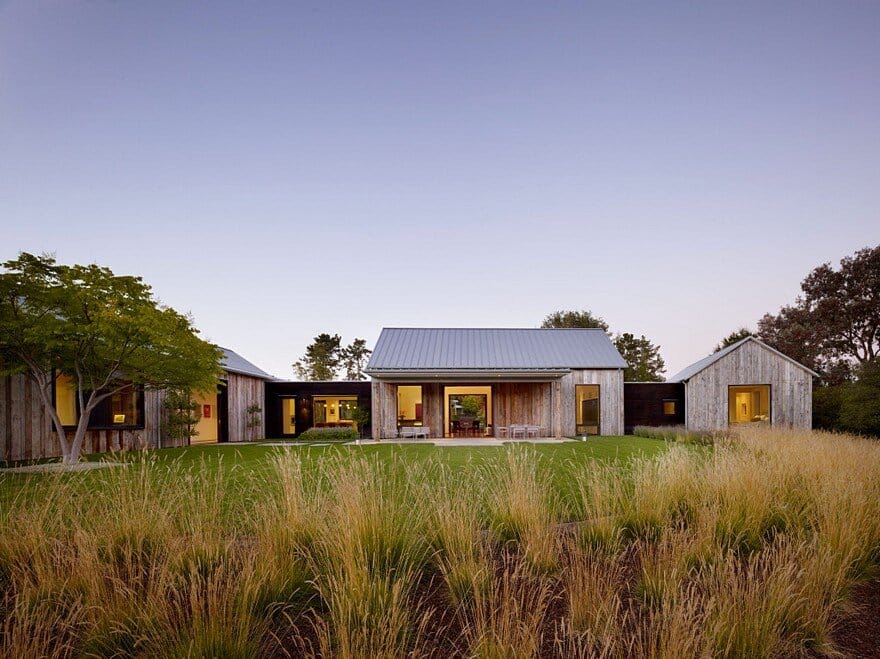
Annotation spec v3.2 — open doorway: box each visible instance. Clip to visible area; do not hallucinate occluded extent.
[444,386,492,437]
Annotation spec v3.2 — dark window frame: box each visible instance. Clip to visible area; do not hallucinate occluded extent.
[727,384,772,426]
[51,372,146,431]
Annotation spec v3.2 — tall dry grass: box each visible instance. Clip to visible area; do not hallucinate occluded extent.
[1,428,879,657]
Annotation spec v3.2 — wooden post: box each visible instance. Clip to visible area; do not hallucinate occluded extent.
[553,379,562,439]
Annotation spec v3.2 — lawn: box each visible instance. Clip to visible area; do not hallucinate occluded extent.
[1,429,879,658]
[0,435,666,511]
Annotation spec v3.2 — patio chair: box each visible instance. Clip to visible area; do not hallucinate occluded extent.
[509,424,526,439]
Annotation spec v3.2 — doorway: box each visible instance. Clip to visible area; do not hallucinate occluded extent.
[444,386,492,437]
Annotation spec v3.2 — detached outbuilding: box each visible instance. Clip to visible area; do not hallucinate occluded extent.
[666,336,816,431]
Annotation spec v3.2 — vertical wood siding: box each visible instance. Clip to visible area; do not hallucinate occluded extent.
[559,369,625,436]
[225,373,265,442]
[684,341,813,430]
[0,373,267,462]
[370,375,623,439]
[0,374,160,463]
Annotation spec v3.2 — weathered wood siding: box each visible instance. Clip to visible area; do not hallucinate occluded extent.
[226,373,265,442]
[557,369,625,437]
[370,377,621,439]
[492,383,553,434]
[372,379,397,440]
[684,340,812,430]
[0,374,160,463]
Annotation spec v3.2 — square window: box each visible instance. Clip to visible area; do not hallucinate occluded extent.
[663,400,676,416]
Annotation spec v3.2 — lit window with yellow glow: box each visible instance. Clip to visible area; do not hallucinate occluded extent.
[55,374,78,426]
[575,384,600,435]
[662,400,676,416]
[728,385,770,425]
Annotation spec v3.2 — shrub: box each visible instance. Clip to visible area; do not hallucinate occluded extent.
[633,425,726,446]
[297,427,359,442]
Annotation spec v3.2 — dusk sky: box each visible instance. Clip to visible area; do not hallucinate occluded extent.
[1,1,878,379]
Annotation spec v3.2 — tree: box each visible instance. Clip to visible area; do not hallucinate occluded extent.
[838,359,880,437]
[340,338,371,380]
[293,333,342,380]
[164,389,201,445]
[541,310,609,332]
[613,333,666,382]
[715,328,753,353]
[757,245,880,382]
[0,253,222,463]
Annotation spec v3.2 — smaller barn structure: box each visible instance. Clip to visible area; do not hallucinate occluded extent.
[666,336,816,431]
[0,347,271,463]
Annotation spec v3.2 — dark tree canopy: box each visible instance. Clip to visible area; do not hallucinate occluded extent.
[293,334,371,380]
[541,310,609,332]
[293,333,342,381]
[715,328,754,353]
[0,253,222,463]
[340,338,371,381]
[614,333,666,382]
[757,245,880,383]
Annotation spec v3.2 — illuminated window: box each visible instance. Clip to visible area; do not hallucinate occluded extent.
[576,385,600,435]
[662,400,677,416]
[728,385,770,425]
[53,374,144,429]
[281,398,296,434]
[55,374,78,426]
[338,399,358,421]
[397,386,423,425]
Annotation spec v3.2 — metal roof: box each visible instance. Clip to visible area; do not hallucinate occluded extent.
[667,336,819,382]
[365,328,627,373]
[220,347,274,380]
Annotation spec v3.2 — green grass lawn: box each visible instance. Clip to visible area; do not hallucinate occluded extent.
[0,436,667,511]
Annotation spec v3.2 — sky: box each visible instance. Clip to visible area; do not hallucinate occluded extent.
[1,1,878,379]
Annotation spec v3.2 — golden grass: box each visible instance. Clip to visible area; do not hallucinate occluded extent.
[1,427,879,657]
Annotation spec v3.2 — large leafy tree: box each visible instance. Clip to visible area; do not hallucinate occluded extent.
[613,333,666,382]
[340,338,371,381]
[757,245,880,382]
[541,309,609,331]
[293,333,342,380]
[0,253,222,463]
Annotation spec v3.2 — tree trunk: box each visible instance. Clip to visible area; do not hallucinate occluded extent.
[27,372,73,462]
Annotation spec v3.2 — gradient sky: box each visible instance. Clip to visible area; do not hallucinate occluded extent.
[1,1,878,379]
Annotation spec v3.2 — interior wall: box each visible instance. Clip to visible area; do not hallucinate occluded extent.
[192,390,218,443]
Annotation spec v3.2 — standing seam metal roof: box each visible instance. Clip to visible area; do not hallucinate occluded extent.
[220,347,274,380]
[365,328,627,371]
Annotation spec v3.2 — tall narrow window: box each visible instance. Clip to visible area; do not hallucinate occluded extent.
[281,398,296,435]
[397,386,423,425]
[55,374,78,426]
[575,384,600,435]
[728,385,770,425]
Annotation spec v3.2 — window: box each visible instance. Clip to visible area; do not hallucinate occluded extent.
[662,400,677,416]
[575,385,600,435]
[53,374,144,429]
[312,395,357,427]
[728,385,770,425]
[281,398,296,435]
[397,386,423,425]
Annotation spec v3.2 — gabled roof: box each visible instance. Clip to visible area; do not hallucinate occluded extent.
[667,336,819,382]
[220,347,274,380]
[365,328,627,374]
